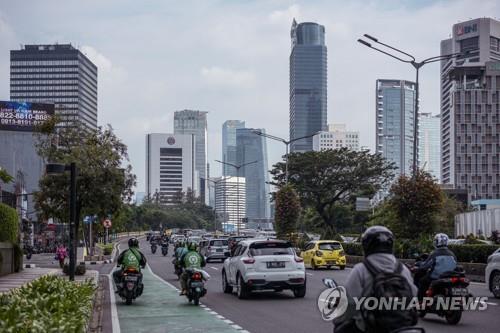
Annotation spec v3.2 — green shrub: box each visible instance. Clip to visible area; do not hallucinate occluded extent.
[63,263,87,276]
[448,244,500,263]
[0,203,18,243]
[341,242,363,256]
[97,243,114,255]
[0,275,95,332]
[464,233,483,244]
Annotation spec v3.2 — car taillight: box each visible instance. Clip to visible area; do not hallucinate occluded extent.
[242,257,255,264]
[192,272,202,280]
[425,288,433,297]
[316,250,323,257]
[339,250,345,257]
[294,256,303,263]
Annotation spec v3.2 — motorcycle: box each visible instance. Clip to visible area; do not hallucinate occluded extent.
[322,278,426,333]
[161,243,169,256]
[151,243,157,254]
[118,268,144,305]
[418,269,470,325]
[185,268,207,306]
[172,258,183,279]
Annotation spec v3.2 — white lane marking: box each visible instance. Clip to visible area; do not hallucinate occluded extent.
[306,273,313,276]
[223,319,234,324]
[216,314,225,319]
[470,282,486,286]
[210,266,219,271]
[231,324,243,330]
[107,274,121,333]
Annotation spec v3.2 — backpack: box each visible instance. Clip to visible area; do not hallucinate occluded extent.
[361,259,418,333]
[122,248,141,271]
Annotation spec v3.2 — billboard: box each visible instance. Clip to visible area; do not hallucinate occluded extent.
[0,101,54,132]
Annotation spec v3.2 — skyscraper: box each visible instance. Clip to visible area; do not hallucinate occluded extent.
[289,19,328,152]
[145,133,197,204]
[236,128,270,219]
[419,113,441,182]
[10,44,98,130]
[441,18,500,200]
[376,79,416,177]
[313,124,360,151]
[174,110,208,202]
[214,176,246,233]
[222,120,245,176]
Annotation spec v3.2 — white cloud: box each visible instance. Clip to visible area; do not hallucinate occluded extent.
[81,45,113,72]
[269,4,301,23]
[200,66,255,87]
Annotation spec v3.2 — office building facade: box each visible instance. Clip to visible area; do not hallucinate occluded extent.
[313,124,360,151]
[222,120,245,177]
[290,19,328,152]
[145,133,197,204]
[441,18,500,199]
[419,113,441,181]
[214,176,246,233]
[174,110,208,202]
[376,79,416,177]
[236,128,270,219]
[10,44,98,129]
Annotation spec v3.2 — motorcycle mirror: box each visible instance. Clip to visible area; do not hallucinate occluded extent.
[322,278,337,289]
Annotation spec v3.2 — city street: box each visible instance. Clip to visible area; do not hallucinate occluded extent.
[140,239,500,333]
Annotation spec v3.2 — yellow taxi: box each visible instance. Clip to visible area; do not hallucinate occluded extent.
[300,240,346,270]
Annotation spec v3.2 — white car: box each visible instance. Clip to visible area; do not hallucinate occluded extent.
[486,248,500,299]
[221,239,306,299]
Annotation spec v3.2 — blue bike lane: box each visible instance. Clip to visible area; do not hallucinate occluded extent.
[109,265,247,333]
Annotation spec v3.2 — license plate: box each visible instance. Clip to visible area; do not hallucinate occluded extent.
[190,282,203,287]
[125,276,138,282]
[216,249,223,252]
[267,262,285,269]
[451,287,468,296]
[326,261,336,265]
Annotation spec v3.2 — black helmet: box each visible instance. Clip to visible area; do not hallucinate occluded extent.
[128,238,139,248]
[361,226,394,256]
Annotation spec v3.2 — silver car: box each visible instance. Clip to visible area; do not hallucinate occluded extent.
[201,238,229,263]
[486,248,500,299]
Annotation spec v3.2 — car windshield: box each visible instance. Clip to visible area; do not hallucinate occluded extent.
[318,243,342,250]
[249,242,294,256]
[210,240,228,246]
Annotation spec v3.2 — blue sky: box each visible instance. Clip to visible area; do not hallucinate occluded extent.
[1,0,499,192]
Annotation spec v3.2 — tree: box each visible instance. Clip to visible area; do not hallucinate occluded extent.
[386,169,444,239]
[34,124,136,226]
[0,203,18,243]
[270,148,394,236]
[0,167,13,184]
[274,185,301,240]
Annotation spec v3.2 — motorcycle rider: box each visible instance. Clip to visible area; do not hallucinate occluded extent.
[415,233,457,299]
[333,226,417,333]
[179,241,205,295]
[113,238,147,292]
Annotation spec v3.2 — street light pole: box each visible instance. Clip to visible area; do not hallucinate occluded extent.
[215,160,259,236]
[252,131,318,184]
[357,34,463,175]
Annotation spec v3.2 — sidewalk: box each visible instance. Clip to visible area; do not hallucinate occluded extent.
[0,267,58,293]
[112,266,246,333]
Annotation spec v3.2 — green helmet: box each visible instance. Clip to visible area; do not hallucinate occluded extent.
[187,242,197,251]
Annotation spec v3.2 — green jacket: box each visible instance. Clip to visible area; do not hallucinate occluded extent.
[118,248,146,272]
[180,250,205,269]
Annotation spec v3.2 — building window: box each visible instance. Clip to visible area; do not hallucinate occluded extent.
[460,37,479,53]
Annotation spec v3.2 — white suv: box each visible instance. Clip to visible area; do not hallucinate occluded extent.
[486,248,500,299]
[221,239,306,299]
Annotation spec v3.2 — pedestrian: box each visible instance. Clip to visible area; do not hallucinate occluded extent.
[55,243,68,269]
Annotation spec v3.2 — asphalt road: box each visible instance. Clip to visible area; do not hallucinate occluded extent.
[142,239,500,333]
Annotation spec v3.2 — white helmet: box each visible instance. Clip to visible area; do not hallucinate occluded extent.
[433,233,449,248]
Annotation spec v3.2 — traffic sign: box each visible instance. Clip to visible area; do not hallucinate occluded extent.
[103,219,112,229]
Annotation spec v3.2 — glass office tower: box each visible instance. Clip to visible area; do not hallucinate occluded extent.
[222,120,245,177]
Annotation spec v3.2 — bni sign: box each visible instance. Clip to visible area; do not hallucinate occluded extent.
[456,23,477,36]
[0,101,54,132]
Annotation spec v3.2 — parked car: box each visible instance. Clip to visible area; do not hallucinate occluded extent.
[200,238,230,262]
[300,240,346,270]
[486,247,500,299]
[222,239,306,299]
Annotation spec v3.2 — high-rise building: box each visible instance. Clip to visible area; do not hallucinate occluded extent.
[313,124,360,151]
[214,176,246,233]
[222,120,245,176]
[441,18,500,200]
[419,113,441,182]
[376,79,416,177]
[145,133,197,204]
[236,128,270,219]
[10,44,98,130]
[174,110,208,202]
[289,19,328,152]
